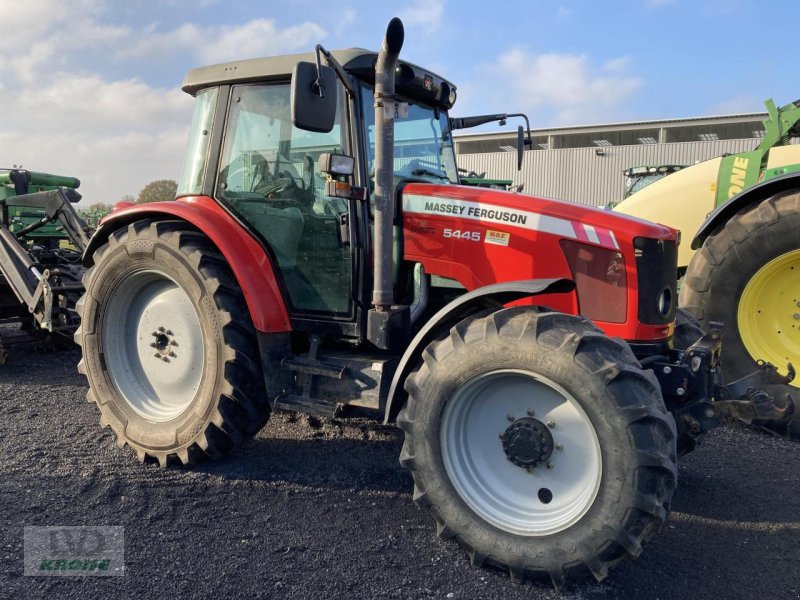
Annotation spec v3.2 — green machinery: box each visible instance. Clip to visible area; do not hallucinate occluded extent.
[0,169,82,245]
[615,98,800,437]
[0,168,90,362]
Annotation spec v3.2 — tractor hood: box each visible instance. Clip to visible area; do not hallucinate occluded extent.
[400,182,679,342]
[402,182,678,248]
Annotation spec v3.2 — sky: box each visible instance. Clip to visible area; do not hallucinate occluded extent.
[0,0,797,205]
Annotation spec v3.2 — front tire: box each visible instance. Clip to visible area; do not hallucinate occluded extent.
[680,191,800,438]
[398,307,677,585]
[76,219,270,466]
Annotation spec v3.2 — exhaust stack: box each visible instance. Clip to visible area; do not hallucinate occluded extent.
[372,17,404,310]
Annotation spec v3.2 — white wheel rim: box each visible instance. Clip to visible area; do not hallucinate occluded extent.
[102,270,205,422]
[440,370,602,536]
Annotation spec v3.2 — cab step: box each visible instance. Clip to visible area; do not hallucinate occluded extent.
[273,394,340,418]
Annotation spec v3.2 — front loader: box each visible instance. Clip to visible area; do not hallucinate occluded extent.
[75,19,793,586]
[0,168,89,362]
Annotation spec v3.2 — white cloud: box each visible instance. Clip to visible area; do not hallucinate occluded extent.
[0,0,130,82]
[121,19,327,64]
[399,0,445,34]
[0,3,331,203]
[461,49,642,125]
[708,94,764,115]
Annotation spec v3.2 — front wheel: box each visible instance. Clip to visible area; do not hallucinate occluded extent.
[76,219,270,466]
[398,307,677,585]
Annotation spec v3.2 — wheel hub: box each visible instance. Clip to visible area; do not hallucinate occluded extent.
[500,417,554,469]
[150,326,178,362]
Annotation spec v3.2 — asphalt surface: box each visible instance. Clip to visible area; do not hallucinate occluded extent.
[1,344,799,600]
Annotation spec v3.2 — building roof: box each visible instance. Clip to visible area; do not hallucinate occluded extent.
[454,111,771,153]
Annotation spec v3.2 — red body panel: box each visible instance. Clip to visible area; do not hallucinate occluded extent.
[402,183,677,341]
[91,196,291,334]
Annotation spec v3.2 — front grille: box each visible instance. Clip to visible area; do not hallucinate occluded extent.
[634,237,678,325]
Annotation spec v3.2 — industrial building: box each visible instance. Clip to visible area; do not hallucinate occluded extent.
[454,110,797,206]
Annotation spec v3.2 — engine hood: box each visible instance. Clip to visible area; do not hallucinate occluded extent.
[402,182,678,249]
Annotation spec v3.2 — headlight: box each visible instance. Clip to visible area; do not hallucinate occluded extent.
[657,287,673,318]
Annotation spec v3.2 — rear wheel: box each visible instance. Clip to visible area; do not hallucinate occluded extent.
[398,307,677,585]
[76,219,270,466]
[680,191,800,438]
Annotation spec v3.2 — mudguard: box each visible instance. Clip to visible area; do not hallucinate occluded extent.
[83,195,291,333]
[692,172,800,249]
[382,278,575,423]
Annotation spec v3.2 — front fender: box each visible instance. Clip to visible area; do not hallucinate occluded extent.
[382,278,575,424]
[692,172,800,249]
[83,195,291,334]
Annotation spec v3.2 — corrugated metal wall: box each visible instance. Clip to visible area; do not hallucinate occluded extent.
[456,139,764,206]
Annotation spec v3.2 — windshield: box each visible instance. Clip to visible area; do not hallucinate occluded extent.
[624,173,669,198]
[361,84,458,184]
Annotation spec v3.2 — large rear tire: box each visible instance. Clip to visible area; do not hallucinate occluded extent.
[680,191,800,439]
[76,219,270,466]
[398,307,677,585]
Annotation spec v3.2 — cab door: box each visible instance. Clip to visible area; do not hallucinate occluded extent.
[216,82,356,320]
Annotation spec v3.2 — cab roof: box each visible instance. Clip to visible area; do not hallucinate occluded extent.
[181,48,457,109]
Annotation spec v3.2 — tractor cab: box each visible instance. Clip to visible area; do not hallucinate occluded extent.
[177,48,464,344]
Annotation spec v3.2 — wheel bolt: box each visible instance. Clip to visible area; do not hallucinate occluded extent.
[793,313,800,320]
[506,413,515,422]
[676,387,686,396]
[150,343,157,348]
[547,420,555,429]
[165,330,174,336]
[555,443,563,451]
[158,326,165,333]
[527,408,535,417]
[663,366,672,374]
[546,461,554,469]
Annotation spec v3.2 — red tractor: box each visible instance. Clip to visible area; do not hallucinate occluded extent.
[75,19,793,585]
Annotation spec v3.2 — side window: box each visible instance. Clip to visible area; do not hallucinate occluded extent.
[217,83,352,315]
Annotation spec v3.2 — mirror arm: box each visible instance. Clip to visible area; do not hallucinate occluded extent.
[316,45,357,99]
[506,112,533,146]
[313,45,326,97]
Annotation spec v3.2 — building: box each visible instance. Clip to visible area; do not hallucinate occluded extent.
[453,111,796,206]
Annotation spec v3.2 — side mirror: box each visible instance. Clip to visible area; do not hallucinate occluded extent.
[318,152,354,177]
[516,125,524,171]
[291,62,337,133]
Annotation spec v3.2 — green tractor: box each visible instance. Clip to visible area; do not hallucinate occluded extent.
[618,164,686,202]
[0,168,90,362]
[614,98,800,437]
[0,169,82,248]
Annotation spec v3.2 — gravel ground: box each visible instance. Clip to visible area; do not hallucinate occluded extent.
[1,344,799,600]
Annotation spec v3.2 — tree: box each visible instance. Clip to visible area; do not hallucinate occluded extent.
[137,179,177,204]
[78,203,113,229]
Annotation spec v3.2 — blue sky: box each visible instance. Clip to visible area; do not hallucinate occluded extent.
[0,0,796,203]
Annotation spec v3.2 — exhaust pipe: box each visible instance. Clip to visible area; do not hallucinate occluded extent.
[372,17,404,310]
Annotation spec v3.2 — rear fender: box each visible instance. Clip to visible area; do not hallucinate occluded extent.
[692,172,800,249]
[83,196,291,333]
[383,278,575,423]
